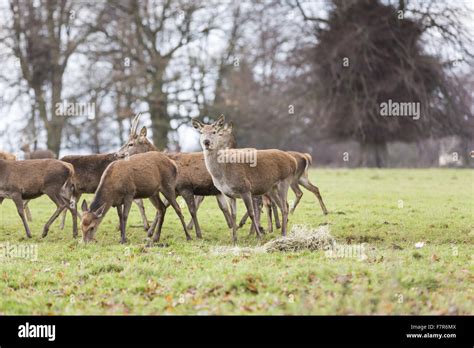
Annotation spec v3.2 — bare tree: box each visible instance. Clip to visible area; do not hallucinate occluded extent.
[5,0,106,155]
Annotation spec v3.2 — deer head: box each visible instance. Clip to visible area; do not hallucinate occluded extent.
[80,200,106,242]
[192,115,235,151]
[115,113,157,159]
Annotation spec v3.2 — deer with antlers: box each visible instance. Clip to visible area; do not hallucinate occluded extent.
[115,115,233,240]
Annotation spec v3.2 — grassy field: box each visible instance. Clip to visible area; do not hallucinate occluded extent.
[0,169,472,315]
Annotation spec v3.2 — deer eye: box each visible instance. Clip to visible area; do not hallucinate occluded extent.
[128,143,134,147]
[212,131,216,135]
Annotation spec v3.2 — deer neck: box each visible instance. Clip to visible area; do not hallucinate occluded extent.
[203,148,226,178]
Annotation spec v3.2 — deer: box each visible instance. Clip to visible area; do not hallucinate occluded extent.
[192,115,297,243]
[59,152,150,231]
[20,138,56,159]
[114,118,234,240]
[0,150,36,222]
[237,150,329,233]
[19,138,56,221]
[0,158,77,238]
[0,151,16,160]
[80,151,190,244]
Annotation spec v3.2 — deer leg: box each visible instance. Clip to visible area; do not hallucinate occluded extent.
[134,199,150,231]
[263,195,273,233]
[182,191,202,239]
[23,200,33,222]
[67,198,78,238]
[161,188,191,241]
[238,211,249,229]
[241,192,262,239]
[256,196,265,234]
[147,195,166,242]
[249,196,264,235]
[216,194,233,228]
[224,196,238,244]
[290,182,303,214]
[117,205,124,236]
[187,195,204,230]
[12,194,32,238]
[299,176,328,215]
[120,199,133,244]
[272,200,281,229]
[42,189,72,238]
[59,209,67,230]
[276,179,291,236]
[268,186,287,236]
[42,204,66,238]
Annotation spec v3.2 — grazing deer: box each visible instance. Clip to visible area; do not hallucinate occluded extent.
[20,138,56,159]
[192,115,297,243]
[59,153,150,231]
[81,151,190,244]
[115,117,233,239]
[0,159,77,238]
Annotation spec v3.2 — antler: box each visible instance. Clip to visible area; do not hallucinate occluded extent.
[130,113,142,136]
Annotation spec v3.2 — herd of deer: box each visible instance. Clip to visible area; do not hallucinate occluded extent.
[0,114,328,245]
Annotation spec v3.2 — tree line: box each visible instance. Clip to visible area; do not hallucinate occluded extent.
[0,0,472,167]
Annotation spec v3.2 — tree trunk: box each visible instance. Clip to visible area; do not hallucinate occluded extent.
[48,74,64,156]
[147,87,170,150]
[360,142,388,168]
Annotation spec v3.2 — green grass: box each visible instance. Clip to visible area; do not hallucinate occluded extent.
[0,169,472,315]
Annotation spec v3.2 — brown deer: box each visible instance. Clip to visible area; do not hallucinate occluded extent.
[192,115,297,243]
[115,121,233,239]
[0,151,16,160]
[20,139,55,221]
[0,150,35,222]
[59,153,150,231]
[0,159,77,238]
[80,151,190,244]
[238,151,328,233]
[20,138,56,159]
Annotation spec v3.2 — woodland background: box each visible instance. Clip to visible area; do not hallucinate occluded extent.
[0,0,472,167]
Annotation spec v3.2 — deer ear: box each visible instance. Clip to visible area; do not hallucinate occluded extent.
[192,118,204,131]
[81,200,88,213]
[94,204,106,218]
[224,121,233,132]
[139,126,147,138]
[214,114,225,129]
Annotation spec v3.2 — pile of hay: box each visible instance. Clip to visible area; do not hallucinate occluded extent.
[262,224,335,253]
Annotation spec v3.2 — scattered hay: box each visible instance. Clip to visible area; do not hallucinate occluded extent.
[210,225,336,255]
[263,224,335,253]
